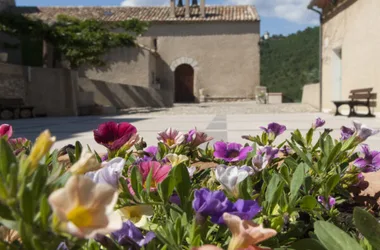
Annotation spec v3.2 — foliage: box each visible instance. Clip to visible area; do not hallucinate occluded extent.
[0,118,379,249]
[0,12,149,69]
[260,27,320,102]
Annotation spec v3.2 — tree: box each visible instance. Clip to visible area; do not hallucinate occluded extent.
[0,13,149,69]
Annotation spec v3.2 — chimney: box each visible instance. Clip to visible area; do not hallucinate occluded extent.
[200,0,205,18]
[185,0,190,17]
[170,0,175,18]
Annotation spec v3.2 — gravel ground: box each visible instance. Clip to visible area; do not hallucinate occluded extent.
[119,101,318,115]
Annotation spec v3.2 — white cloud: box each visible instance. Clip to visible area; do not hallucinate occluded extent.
[121,0,167,6]
[224,0,319,25]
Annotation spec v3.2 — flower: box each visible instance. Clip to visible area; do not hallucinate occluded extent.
[188,166,197,178]
[144,146,158,160]
[187,128,213,147]
[56,242,69,250]
[27,130,56,172]
[252,147,279,172]
[215,165,249,196]
[280,145,294,156]
[213,142,253,162]
[230,199,261,221]
[353,144,380,172]
[0,124,12,139]
[70,151,102,175]
[157,127,185,148]
[94,122,137,151]
[260,123,286,141]
[258,146,279,163]
[340,126,355,141]
[317,196,336,209]
[312,117,325,129]
[166,153,189,167]
[48,175,122,238]
[137,161,171,191]
[192,188,233,225]
[85,157,125,188]
[118,205,154,228]
[223,213,277,250]
[192,246,223,250]
[111,220,155,247]
[252,155,268,172]
[353,121,380,142]
[8,137,28,155]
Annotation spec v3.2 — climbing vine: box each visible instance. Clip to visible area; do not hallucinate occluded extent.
[0,12,149,69]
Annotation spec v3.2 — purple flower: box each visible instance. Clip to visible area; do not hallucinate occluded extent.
[213,142,253,162]
[280,145,294,156]
[260,123,286,141]
[340,126,355,141]
[101,153,109,162]
[317,196,336,209]
[169,193,181,206]
[192,188,233,224]
[111,221,155,247]
[229,199,261,221]
[258,146,279,163]
[312,117,325,129]
[354,173,365,186]
[353,144,380,172]
[353,121,380,142]
[56,242,69,250]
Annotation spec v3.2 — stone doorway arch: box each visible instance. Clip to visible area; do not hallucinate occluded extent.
[174,64,194,103]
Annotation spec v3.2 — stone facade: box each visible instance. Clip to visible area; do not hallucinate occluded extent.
[311,0,380,113]
[0,0,15,11]
[0,62,26,99]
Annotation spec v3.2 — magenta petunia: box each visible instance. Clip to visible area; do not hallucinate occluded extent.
[213,141,253,162]
[0,124,13,139]
[93,122,137,151]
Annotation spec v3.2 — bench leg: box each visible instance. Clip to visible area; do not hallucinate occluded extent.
[335,104,343,116]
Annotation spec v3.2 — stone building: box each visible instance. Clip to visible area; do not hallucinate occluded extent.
[4,0,260,107]
[308,0,380,113]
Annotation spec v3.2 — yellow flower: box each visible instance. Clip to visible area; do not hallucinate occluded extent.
[118,205,154,228]
[166,153,189,167]
[69,151,102,175]
[48,175,122,238]
[27,130,56,172]
[223,213,277,250]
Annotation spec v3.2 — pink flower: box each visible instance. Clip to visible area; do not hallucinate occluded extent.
[137,161,171,191]
[223,213,277,250]
[0,124,12,139]
[94,122,137,151]
[157,128,185,148]
[187,128,213,147]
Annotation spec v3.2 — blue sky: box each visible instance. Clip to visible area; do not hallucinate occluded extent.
[16,0,319,36]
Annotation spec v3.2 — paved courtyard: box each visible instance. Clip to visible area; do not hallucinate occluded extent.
[4,102,380,153]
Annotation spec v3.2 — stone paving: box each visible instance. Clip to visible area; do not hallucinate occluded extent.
[4,102,380,154]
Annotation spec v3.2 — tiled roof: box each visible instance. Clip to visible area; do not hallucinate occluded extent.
[9,5,260,23]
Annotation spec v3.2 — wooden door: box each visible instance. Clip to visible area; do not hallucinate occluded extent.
[175,64,194,103]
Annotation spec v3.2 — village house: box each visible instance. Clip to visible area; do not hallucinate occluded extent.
[1,0,261,111]
[308,0,380,114]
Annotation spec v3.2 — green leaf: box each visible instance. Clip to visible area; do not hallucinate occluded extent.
[314,221,363,250]
[287,140,313,169]
[324,143,342,171]
[158,170,176,204]
[174,165,191,211]
[39,195,50,231]
[67,150,76,164]
[279,164,291,185]
[291,239,326,250]
[144,167,154,199]
[300,195,317,210]
[0,202,13,220]
[354,207,380,248]
[290,163,305,205]
[21,188,35,224]
[0,138,16,176]
[75,141,83,161]
[31,164,48,200]
[291,129,306,147]
[266,174,281,203]
[130,166,143,199]
[325,174,340,196]
[306,128,314,146]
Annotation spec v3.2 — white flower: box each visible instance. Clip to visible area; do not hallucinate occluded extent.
[85,157,125,189]
[215,165,249,196]
[48,175,122,239]
[252,155,268,173]
[188,166,197,178]
[353,121,380,141]
[69,151,102,175]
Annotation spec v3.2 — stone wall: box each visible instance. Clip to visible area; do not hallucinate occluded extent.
[0,0,15,11]
[0,62,78,116]
[78,77,172,109]
[302,83,320,109]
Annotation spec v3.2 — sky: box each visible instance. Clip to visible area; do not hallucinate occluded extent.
[15,0,320,36]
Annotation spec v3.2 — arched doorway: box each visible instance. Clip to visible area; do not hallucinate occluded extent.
[175,64,194,103]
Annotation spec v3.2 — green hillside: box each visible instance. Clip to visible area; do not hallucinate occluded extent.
[260,26,320,102]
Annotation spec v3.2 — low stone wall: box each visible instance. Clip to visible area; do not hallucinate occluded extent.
[78,77,173,108]
[302,83,320,109]
[0,63,78,116]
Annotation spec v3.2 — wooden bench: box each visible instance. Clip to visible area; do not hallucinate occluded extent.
[0,98,34,119]
[333,88,377,117]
